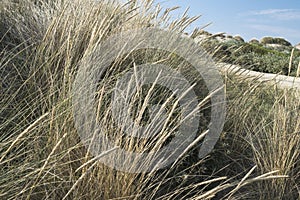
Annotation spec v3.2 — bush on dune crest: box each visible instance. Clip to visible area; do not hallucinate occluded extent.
[0,0,299,199]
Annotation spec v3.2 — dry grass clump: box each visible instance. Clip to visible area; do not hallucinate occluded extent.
[211,73,300,199]
[0,0,299,199]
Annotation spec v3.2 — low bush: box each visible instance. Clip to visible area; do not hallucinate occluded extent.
[261,36,292,47]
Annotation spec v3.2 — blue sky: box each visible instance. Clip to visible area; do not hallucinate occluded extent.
[151,0,300,45]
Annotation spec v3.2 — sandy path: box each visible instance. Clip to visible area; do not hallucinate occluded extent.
[217,63,300,93]
[195,35,300,92]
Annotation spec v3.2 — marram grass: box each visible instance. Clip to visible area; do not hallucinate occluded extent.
[0,0,299,199]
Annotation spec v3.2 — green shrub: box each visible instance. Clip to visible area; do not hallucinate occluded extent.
[260,36,292,47]
[249,38,259,44]
[201,36,299,76]
[233,35,245,43]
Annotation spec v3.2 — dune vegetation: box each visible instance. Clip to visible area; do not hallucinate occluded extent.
[0,0,299,199]
[197,33,300,77]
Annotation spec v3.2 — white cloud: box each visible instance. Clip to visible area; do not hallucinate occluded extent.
[251,9,293,15]
[246,9,300,20]
[248,24,300,39]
